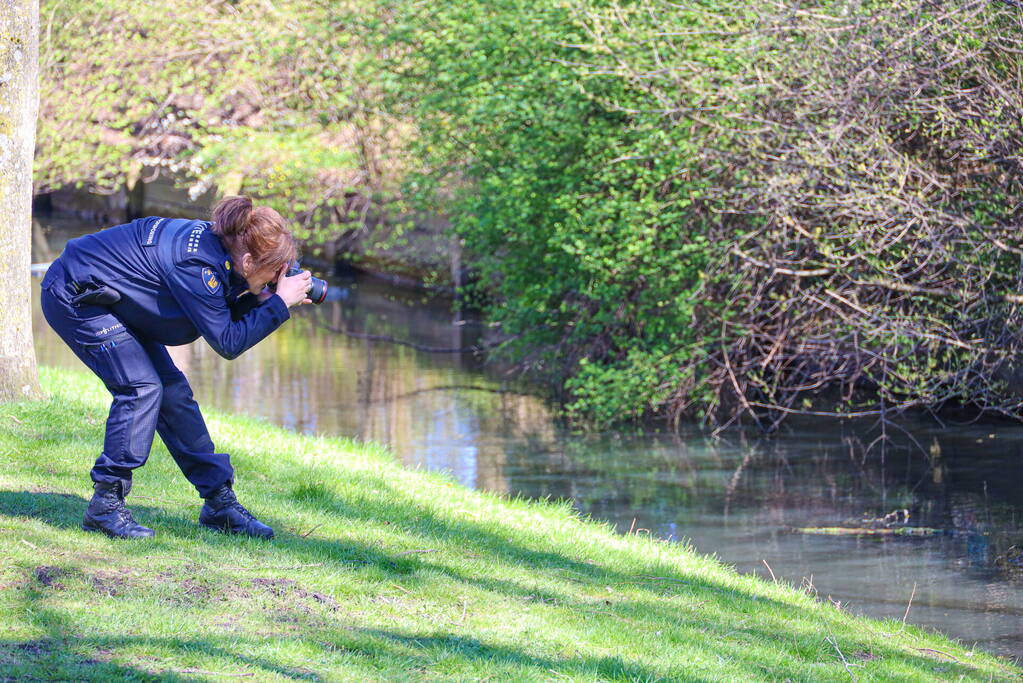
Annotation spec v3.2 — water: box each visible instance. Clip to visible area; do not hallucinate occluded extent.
[29,213,1023,660]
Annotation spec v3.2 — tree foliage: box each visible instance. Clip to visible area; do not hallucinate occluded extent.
[385,0,1023,427]
[40,0,1023,426]
[37,0,409,250]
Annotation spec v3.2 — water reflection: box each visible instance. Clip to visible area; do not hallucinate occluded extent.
[29,213,1023,659]
[515,427,1023,656]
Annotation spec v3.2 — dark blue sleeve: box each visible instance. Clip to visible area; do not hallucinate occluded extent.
[166,258,290,360]
[229,291,263,322]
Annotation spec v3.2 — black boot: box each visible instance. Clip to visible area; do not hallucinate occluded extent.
[82,480,155,539]
[199,482,273,539]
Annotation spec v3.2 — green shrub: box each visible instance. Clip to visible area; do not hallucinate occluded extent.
[387,0,1023,427]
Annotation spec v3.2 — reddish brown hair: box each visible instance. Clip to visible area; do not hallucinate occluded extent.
[211,196,297,273]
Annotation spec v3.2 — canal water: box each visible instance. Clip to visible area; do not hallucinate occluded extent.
[30,213,1023,660]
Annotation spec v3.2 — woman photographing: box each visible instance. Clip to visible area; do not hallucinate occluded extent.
[40,196,312,539]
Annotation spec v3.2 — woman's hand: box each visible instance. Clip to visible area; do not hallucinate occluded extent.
[274,266,312,308]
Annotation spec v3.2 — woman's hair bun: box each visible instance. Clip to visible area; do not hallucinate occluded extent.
[212,195,253,236]
[209,195,297,272]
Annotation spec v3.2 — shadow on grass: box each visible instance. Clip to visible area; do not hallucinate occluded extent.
[0,489,196,535]
[244,481,1003,681]
[0,632,319,682]
[0,629,679,682]
[0,637,191,682]
[0,487,1003,681]
[6,593,997,683]
[1,385,1011,682]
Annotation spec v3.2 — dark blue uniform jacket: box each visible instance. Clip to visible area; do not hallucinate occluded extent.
[54,216,290,359]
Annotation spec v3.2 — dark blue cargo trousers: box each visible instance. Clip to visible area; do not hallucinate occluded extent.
[40,259,233,497]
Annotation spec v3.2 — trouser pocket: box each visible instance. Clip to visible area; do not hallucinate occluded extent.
[82,331,143,390]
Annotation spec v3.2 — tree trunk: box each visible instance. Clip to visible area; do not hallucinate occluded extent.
[0,0,41,402]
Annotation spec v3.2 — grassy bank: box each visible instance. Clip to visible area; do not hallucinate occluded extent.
[0,367,1018,682]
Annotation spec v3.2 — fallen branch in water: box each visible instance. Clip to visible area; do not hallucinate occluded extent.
[795,527,943,537]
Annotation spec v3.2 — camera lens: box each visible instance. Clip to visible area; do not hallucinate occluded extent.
[285,266,328,304]
[308,277,327,304]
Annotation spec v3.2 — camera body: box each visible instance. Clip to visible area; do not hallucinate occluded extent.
[286,266,328,304]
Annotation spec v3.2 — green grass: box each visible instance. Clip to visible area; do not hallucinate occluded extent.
[0,367,1018,682]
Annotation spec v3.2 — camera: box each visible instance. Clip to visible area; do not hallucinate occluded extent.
[286,266,328,304]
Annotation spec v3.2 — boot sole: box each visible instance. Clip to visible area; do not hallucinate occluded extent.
[82,521,155,539]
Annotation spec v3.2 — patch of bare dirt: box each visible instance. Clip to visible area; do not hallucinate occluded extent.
[0,640,54,673]
[218,584,252,601]
[33,566,68,590]
[18,641,49,656]
[90,569,132,596]
[180,578,212,600]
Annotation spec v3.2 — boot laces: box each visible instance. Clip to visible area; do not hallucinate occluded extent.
[119,506,140,527]
[231,500,257,522]
[98,489,140,528]
[99,490,126,514]
[213,487,257,522]
[108,495,138,526]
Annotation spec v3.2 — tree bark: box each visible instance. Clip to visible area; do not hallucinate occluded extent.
[0,0,41,402]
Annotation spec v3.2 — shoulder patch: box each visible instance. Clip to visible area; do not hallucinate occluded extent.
[201,267,222,294]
